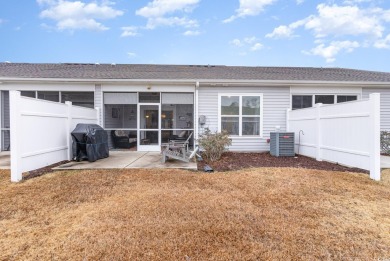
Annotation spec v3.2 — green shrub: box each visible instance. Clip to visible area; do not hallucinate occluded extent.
[198,128,231,161]
[381,131,390,154]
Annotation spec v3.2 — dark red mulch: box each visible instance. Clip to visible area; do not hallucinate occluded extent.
[197,152,368,174]
[23,160,70,180]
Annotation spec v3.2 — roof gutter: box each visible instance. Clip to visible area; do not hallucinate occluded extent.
[0,77,389,87]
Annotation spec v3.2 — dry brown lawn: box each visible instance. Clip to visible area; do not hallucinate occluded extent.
[1,168,390,260]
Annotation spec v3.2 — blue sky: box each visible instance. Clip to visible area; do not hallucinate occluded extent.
[1,0,390,71]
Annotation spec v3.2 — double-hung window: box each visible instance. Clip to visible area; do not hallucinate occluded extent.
[219,94,262,136]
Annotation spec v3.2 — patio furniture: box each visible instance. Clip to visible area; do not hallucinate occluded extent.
[111,130,137,149]
[162,132,198,163]
[169,130,188,141]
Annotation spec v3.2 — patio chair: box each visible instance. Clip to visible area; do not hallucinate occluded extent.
[162,132,198,163]
[111,130,137,149]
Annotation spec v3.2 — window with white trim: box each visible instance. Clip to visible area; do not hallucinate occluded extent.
[219,94,262,136]
[292,94,358,109]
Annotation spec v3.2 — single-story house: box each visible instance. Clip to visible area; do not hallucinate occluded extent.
[1,63,390,153]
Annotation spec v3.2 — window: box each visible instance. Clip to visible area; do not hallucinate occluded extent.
[292,95,312,110]
[220,94,262,136]
[139,92,160,103]
[337,95,357,103]
[315,95,334,104]
[21,91,36,98]
[292,94,360,110]
[37,91,59,102]
[61,92,94,108]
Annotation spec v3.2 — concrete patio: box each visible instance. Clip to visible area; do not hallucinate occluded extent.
[0,151,10,169]
[54,151,197,170]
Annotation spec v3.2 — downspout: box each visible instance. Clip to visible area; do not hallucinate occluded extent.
[195,81,200,145]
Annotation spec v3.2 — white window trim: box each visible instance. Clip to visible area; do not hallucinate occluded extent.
[218,93,264,138]
[291,93,360,109]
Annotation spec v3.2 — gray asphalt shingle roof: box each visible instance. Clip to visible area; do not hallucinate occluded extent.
[1,63,390,82]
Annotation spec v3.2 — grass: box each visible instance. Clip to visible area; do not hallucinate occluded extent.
[1,168,390,260]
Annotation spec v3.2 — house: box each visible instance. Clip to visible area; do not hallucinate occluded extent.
[1,63,390,154]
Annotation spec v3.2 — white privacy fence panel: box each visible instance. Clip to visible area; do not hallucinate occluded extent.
[287,93,381,180]
[10,91,99,182]
[70,104,99,129]
[287,106,317,158]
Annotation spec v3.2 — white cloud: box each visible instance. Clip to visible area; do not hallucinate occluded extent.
[243,36,257,44]
[266,25,294,38]
[268,4,389,39]
[38,0,123,31]
[230,36,263,52]
[127,52,137,57]
[144,17,197,29]
[121,26,138,37]
[304,4,384,38]
[266,19,306,39]
[58,18,108,30]
[251,43,263,51]
[374,34,390,49]
[267,3,390,61]
[223,0,277,23]
[136,0,198,17]
[183,30,200,36]
[230,39,243,46]
[296,0,304,4]
[136,0,199,29]
[303,41,360,63]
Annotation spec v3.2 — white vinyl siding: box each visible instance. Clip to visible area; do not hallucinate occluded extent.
[362,87,390,131]
[94,84,103,124]
[198,86,290,152]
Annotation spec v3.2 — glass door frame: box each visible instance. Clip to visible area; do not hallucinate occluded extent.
[137,103,161,151]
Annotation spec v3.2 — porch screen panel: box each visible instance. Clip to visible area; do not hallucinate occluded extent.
[161,93,194,143]
[104,93,137,129]
[1,91,10,150]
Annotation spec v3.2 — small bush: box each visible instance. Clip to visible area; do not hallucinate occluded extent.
[381,131,390,154]
[198,128,231,161]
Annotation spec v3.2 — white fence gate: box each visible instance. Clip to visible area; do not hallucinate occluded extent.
[287,93,380,180]
[10,91,100,182]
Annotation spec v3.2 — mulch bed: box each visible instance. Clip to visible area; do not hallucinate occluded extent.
[21,152,368,181]
[197,152,368,174]
[23,160,69,180]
